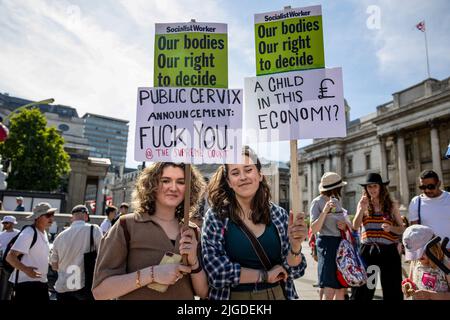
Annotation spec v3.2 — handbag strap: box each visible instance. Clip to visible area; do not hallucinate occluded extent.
[235,217,272,271]
[89,225,94,252]
[340,226,356,244]
[418,196,422,225]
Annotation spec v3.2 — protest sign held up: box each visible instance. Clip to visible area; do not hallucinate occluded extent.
[254,5,325,76]
[134,87,242,164]
[245,67,346,142]
[250,5,344,214]
[154,22,228,87]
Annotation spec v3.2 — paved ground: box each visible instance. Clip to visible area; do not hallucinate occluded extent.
[294,241,385,300]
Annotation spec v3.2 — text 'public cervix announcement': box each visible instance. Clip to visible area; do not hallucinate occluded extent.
[135,87,242,164]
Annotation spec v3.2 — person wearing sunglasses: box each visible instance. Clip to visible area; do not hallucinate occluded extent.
[408,170,450,251]
[5,202,56,301]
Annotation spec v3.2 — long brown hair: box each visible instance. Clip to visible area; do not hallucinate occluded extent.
[132,162,206,221]
[207,147,272,225]
[365,184,394,221]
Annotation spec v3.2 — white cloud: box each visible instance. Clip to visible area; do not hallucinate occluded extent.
[0,0,254,168]
[358,0,450,82]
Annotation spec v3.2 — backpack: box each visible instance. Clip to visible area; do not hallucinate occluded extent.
[336,228,367,287]
[1,225,38,273]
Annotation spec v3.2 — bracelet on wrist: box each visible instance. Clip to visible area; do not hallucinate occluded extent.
[290,245,302,257]
[149,266,154,283]
[135,269,142,288]
[191,261,203,274]
[262,270,268,283]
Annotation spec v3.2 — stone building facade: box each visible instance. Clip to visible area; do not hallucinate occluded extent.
[297,77,450,217]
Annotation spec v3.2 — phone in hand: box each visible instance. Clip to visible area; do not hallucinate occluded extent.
[147,251,182,293]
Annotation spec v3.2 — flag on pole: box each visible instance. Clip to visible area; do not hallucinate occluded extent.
[445,142,450,159]
[416,20,426,32]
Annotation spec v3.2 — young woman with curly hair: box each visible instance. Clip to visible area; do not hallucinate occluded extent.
[351,173,405,300]
[201,147,308,300]
[92,162,208,300]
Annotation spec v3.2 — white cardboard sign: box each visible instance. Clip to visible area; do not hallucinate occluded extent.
[244,67,346,142]
[135,87,243,164]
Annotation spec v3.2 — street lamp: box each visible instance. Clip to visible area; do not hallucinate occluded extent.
[4,98,55,123]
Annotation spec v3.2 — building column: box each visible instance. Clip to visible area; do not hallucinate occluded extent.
[378,136,388,180]
[312,160,318,199]
[67,172,87,212]
[308,161,313,204]
[325,156,331,173]
[397,134,409,206]
[297,169,303,213]
[430,124,443,181]
[335,152,343,177]
[96,178,106,215]
[273,164,280,205]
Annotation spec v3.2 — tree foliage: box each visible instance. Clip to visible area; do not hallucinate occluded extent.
[0,108,70,191]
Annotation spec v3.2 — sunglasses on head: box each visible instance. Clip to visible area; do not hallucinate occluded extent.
[419,184,437,190]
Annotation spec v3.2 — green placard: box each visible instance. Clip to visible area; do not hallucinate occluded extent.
[154,23,228,88]
[255,6,325,76]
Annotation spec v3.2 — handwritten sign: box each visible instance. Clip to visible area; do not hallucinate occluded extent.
[154,22,228,88]
[135,87,242,163]
[255,5,324,75]
[244,68,345,142]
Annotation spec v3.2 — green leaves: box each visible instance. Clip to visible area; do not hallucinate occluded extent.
[0,108,70,191]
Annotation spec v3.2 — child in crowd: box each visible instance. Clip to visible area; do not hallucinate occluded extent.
[402,225,450,300]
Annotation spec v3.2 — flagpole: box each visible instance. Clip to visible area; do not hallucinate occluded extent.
[423,26,431,78]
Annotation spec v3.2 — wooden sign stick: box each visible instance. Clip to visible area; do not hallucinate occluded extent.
[290,140,300,217]
[182,163,191,266]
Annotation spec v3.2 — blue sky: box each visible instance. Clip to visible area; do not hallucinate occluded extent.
[1,0,449,168]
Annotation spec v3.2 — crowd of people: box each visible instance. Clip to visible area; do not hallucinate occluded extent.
[0,146,448,301]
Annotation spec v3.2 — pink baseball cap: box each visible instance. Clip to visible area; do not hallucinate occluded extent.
[402,225,435,261]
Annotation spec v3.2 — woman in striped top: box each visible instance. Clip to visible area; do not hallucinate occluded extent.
[351,173,405,300]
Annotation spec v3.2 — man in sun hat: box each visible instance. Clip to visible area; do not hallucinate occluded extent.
[0,215,20,300]
[5,202,56,301]
[0,216,19,252]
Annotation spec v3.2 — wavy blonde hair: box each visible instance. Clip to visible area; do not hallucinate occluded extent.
[132,162,206,221]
